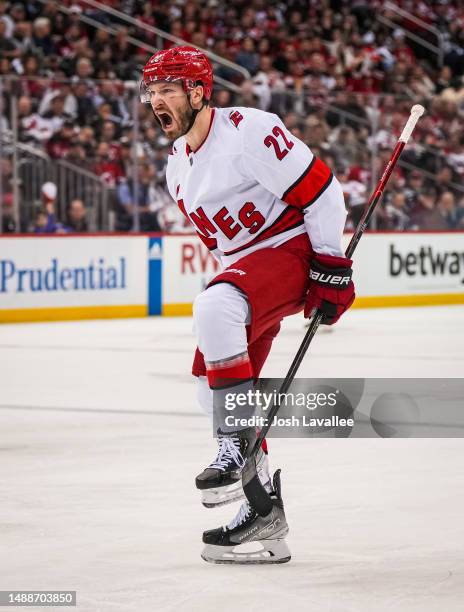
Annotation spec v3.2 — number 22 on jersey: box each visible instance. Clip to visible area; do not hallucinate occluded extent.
[264,126,294,161]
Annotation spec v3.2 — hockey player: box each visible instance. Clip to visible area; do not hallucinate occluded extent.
[141,46,355,564]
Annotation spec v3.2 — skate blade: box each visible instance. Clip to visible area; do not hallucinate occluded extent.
[201,539,291,565]
[201,483,244,508]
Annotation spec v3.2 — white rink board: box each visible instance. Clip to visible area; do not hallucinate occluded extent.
[0,236,148,309]
[162,234,221,308]
[344,231,464,296]
[1,232,463,322]
[163,232,464,312]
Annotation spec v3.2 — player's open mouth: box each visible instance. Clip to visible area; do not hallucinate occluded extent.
[158,112,173,129]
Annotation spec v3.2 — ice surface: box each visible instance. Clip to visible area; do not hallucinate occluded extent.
[1,306,463,611]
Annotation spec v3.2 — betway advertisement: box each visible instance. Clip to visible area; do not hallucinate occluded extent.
[345,232,464,306]
[0,236,149,322]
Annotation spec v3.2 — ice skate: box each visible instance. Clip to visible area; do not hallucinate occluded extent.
[201,469,291,564]
[195,430,269,508]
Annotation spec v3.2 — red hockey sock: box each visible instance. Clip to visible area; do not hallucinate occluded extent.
[205,351,253,390]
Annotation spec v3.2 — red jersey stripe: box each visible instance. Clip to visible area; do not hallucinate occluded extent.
[197,232,218,251]
[177,197,188,219]
[282,157,333,209]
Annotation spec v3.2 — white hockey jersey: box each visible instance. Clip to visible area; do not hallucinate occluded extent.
[166,106,347,267]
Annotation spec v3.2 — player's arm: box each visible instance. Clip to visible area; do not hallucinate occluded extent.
[241,112,354,324]
[301,177,355,324]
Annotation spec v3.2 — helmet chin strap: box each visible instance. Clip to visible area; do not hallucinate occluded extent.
[184,93,207,136]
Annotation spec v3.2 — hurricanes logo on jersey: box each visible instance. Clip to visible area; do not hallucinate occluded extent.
[223,268,246,276]
[229,110,244,129]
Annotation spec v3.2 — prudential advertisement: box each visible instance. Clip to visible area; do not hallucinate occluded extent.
[0,236,149,322]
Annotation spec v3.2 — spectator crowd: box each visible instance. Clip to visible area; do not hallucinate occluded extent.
[1,0,464,233]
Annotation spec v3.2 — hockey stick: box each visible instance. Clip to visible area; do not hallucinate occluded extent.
[242,104,425,516]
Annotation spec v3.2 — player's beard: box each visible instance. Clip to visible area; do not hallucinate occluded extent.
[158,103,194,141]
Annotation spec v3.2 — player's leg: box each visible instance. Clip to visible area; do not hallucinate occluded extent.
[193,283,271,508]
[194,322,279,507]
[194,313,290,564]
[198,235,311,564]
[194,321,280,432]
[196,314,291,562]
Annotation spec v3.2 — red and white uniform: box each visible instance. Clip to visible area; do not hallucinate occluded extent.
[166,106,348,393]
[166,106,347,268]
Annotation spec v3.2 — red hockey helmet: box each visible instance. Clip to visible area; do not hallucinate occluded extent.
[140,45,213,103]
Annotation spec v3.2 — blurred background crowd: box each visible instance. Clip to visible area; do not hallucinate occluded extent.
[1,0,464,234]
